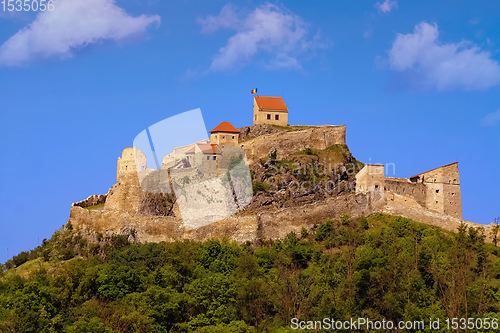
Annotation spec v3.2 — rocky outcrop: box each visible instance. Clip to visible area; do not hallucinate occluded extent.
[238,124,281,141]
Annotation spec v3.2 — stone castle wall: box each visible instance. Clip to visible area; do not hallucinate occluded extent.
[72,194,107,208]
[70,190,490,244]
[384,178,427,207]
[240,125,346,164]
[356,163,463,220]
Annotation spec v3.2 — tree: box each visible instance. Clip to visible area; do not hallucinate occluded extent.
[491,218,500,246]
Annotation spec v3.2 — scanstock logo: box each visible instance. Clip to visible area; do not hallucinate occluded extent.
[131,109,253,230]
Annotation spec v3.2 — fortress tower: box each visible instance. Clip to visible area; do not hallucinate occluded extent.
[116,147,147,186]
[253,95,288,126]
[356,162,463,219]
[409,162,462,219]
[355,164,385,193]
[209,121,240,146]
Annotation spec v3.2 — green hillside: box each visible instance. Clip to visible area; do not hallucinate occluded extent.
[1,214,500,332]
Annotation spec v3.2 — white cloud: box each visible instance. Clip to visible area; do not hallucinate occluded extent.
[198,3,330,72]
[387,22,500,91]
[375,0,398,13]
[480,108,500,127]
[0,0,160,66]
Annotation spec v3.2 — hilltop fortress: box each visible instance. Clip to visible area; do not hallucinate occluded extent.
[70,95,487,243]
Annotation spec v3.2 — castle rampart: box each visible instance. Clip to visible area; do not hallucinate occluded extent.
[240,125,346,164]
[356,162,462,220]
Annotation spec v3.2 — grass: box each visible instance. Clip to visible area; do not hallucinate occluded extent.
[3,258,53,279]
[271,124,316,131]
[84,203,105,211]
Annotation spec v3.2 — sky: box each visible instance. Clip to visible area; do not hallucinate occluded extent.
[1,0,499,264]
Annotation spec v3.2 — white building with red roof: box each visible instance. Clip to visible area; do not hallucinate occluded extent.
[253,95,288,126]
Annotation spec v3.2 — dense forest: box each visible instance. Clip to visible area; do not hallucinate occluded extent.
[1,214,500,332]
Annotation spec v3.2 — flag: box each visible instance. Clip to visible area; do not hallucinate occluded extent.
[251,88,257,94]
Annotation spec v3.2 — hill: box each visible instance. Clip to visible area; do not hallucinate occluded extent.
[1,214,500,332]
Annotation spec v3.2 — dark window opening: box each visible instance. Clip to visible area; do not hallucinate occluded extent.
[213,156,216,160]
[232,136,235,139]
[207,156,210,160]
[436,189,439,193]
[222,136,225,139]
[375,185,379,189]
[436,201,438,204]
[267,114,271,119]
[275,114,279,120]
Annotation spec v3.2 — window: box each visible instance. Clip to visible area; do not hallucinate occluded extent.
[275,114,279,120]
[213,156,216,160]
[215,135,217,139]
[141,166,144,170]
[232,136,234,139]
[375,185,379,189]
[255,115,257,120]
[267,114,271,120]
[436,190,439,193]
[222,136,225,139]
[207,156,210,160]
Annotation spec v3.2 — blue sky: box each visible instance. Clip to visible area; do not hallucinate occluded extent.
[1,0,499,263]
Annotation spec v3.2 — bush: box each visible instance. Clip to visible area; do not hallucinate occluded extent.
[359,217,369,230]
[252,181,269,194]
[315,220,333,241]
[12,251,29,267]
[301,227,309,238]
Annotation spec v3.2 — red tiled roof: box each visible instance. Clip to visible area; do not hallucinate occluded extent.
[210,121,240,133]
[254,95,288,111]
[197,144,222,155]
[185,146,196,154]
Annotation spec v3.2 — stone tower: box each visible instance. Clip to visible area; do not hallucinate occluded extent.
[209,121,240,146]
[409,162,462,219]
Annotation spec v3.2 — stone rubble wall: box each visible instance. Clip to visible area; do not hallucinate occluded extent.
[69,189,492,244]
[72,194,107,208]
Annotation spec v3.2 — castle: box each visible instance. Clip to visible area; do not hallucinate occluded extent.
[356,162,462,219]
[69,95,482,244]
